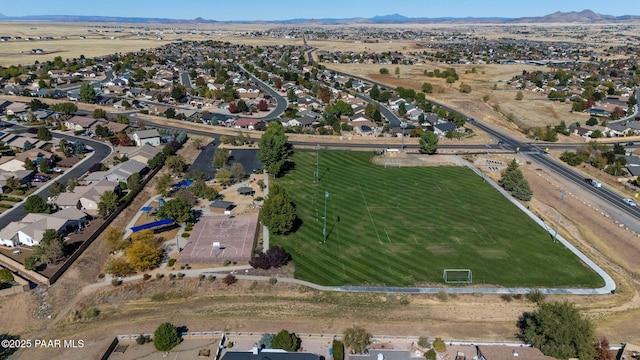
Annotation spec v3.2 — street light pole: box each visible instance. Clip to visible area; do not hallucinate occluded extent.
[323,191,329,243]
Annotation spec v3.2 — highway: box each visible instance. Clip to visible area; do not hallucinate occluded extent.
[0,121,113,227]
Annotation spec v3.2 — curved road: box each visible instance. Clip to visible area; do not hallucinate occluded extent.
[0,120,113,227]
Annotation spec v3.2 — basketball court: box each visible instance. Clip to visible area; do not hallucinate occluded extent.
[178,213,259,264]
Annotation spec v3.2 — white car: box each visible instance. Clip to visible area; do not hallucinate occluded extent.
[622,198,637,207]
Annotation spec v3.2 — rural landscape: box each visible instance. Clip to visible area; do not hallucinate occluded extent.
[0,1,640,360]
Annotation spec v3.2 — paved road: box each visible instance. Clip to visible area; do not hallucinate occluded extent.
[179,71,192,89]
[0,121,113,226]
[238,65,287,120]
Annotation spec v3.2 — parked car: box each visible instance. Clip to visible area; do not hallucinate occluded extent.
[52,167,64,173]
[627,142,635,147]
[622,198,637,207]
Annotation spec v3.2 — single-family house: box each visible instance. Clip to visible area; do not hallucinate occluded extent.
[64,115,101,131]
[433,122,458,136]
[222,349,322,360]
[132,129,161,147]
[105,159,147,183]
[116,144,161,165]
[55,179,120,213]
[234,118,264,130]
[477,345,557,360]
[0,208,87,247]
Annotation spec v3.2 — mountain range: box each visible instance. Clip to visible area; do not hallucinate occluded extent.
[0,9,638,24]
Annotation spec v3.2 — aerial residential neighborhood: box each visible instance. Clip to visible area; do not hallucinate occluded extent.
[0,2,640,360]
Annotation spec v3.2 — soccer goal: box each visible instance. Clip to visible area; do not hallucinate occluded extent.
[443,269,473,284]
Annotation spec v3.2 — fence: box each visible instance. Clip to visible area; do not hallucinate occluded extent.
[47,165,162,285]
[100,337,119,360]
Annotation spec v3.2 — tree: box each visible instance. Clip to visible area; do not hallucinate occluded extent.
[33,229,65,264]
[258,333,274,349]
[126,172,141,194]
[257,99,269,111]
[36,126,52,141]
[98,190,119,217]
[23,256,37,271]
[155,173,172,197]
[104,227,125,252]
[586,117,598,126]
[499,160,532,201]
[228,102,239,113]
[189,179,218,200]
[259,192,296,235]
[116,114,129,124]
[237,99,248,113]
[104,257,132,276]
[79,82,97,104]
[166,155,186,176]
[94,108,107,119]
[594,337,614,360]
[250,246,291,270]
[213,147,230,168]
[0,268,14,284]
[422,82,433,94]
[419,131,438,154]
[343,325,371,354]
[398,102,407,116]
[230,162,245,183]
[67,177,79,193]
[379,68,389,75]
[24,195,51,214]
[154,323,181,351]
[369,84,380,100]
[258,121,292,177]
[271,329,300,352]
[24,158,35,171]
[215,168,232,186]
[518,301,595,360]
[50,102,77,114]
[192,138,204,150]
[157,197,194,224]
[127,241,161,271]
[49,181,66,197]
[39,160,51,174]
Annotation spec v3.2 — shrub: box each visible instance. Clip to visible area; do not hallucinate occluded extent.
[111,278,122,286]
[181,232,190,238]
[268,277,278,285]
[332,340,345,360]
[168,258,176,267]
[199,274,205,281]
[136,334,151,345]
[259,333,274,349]
[223,260,231,266]
[425,348,437,360]
[143,273,151,281]
[432,337,446,352]
[271,329,300,352]
[154,322,181,351]
[436,291,448,301]
[527,289,546,303]
[227,341,234,349]
[418,336,430,348]
[207,275,216,282]
[156,273,164,280]
[177,272,185,279]
[14,190,24,195]
[0,203,13,208]
[152,293,167,301]
[169,273,176,280]
[81,307,100,320]
[223,274,237,286]
[501,294,513,302]
[513,294,523,300]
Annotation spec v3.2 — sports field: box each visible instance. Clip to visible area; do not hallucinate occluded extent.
[271,151,604,288]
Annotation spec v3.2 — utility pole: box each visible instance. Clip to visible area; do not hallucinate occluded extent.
[323,191,329,243]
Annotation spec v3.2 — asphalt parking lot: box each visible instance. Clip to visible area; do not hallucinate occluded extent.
[188,141,262,180]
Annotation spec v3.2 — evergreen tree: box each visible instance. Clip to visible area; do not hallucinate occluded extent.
[258,122,292,177]
[419,131,438,154]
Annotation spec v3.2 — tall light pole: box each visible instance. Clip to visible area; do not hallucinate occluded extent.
[323,191,329,243]
[400,122,407,152]
[315,144,319,183]
[554,190,566,243]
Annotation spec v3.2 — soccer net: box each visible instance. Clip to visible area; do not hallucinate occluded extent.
[443,269,473,284]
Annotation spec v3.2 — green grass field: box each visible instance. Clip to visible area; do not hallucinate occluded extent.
[271,151,604,288]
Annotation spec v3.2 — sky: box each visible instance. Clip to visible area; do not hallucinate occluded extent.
[0,0,638,21]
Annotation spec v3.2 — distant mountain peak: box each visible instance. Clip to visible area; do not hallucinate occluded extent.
[370,13,410,22]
